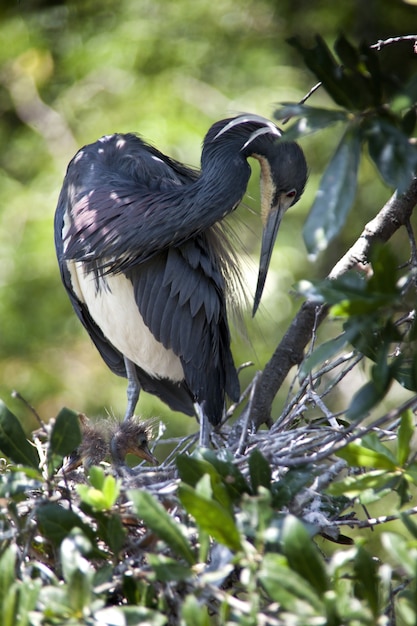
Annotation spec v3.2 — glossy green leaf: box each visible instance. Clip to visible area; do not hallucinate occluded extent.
[148,554,192,583]
[95,512,126,556]
[274,104,348,139]
[334,35,361,70]
[361,433,397,463]
[381,532,417,578]
[0,545,16,612]
[200,449,251,500]
[299,329,355,380]
[181,595,211,626]
[402,107,417,136]
[271,468,315,508]
[288,35,355,109]
[336,440,397,470]
[398,410,414,466]
[327,469,398,498]
[280,515,329,596]
[77,472,120,511]
[354,546,380,617]
[248,449,271,492]
[128,489,195,565]
[37,502,95,547]
[0,400,39,468]
[178,483,242,552]
[365,118,417,193]
[259,553,324,612]
[49,407,81,458]
[400,513,417,540]
[176,455,231,510]
[303,124,361,257]
[404,462,417,485]
[346,380,389,421]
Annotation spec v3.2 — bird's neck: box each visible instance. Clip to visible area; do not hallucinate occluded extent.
[175,154,251,233]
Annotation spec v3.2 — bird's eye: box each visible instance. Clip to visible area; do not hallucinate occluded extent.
[286,189,296,199]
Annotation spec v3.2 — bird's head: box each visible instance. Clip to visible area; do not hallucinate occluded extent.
[206,114,307,315]
[110,419,158,466]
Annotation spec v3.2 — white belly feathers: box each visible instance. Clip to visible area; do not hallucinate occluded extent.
[67,260,185,382]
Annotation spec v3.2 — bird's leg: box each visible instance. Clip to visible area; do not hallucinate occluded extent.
[123,357,141,421]
[194,403,211,447]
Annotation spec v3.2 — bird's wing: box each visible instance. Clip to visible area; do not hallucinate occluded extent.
[54,201,195,416]
[127,233,240,425]
[62,134,201,272]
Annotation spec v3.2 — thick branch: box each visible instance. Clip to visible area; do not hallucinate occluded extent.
[250,177,417,430]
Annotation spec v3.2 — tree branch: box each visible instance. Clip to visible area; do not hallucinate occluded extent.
[250,177,417,430]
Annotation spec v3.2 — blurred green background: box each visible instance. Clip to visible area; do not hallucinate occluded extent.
[1,0,416,439]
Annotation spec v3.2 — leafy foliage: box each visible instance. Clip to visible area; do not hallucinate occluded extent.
[0,397,417,625]
[2,3,417,624]
[276,34,417,256]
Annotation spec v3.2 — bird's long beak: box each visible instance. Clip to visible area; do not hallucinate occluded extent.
[253,201,285,316]
[129,443,159,466]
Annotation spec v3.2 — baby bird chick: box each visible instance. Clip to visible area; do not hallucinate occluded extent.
[109,419,158,469]
[62,415,158,473]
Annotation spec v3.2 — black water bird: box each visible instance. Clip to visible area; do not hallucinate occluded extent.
[55,114,307,445]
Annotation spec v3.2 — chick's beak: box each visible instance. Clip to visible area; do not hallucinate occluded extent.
[253,199,286,316]
[130,442,159,466]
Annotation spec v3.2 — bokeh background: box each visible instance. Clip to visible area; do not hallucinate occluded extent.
[1,0,416,439]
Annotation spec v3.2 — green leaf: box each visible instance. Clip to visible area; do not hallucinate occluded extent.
[271,468,315,508]
[398,410,414,466]
[361,433,397,464]
[401,107,417,137]
[98,606,167,626]
[327,469,398,498]
[381,532,417,578]
[353,546,380,617]
[0,545,16,613]
[181,595,211,626]
[36,502,95,547]
[77,467,121,510]
[259,553,324,612]
[365,118,417,193]
[336,441,397,470]
[128,489,196,565]
[400,513,417,540]
[288,35,355,109]
[0,400,39,468]
[199,449,251,500]
[280,515,329,596]
[176,455,232,510]
[303,123,361,257]
[274,104,348,139]
[248,449,271,492]
[95,512,126,556]
[346,380,389,421]
[49,407,81,458]
[148,554,192,583]
[299,329,355,380]
[178,483,242,552]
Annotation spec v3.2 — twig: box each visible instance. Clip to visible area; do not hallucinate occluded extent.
[335,505,417,529]
[11,390,46,432]
[370,35,417,51]
[281,81,323,124]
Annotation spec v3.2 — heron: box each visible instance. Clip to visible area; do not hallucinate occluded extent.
[55,114,307,446]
